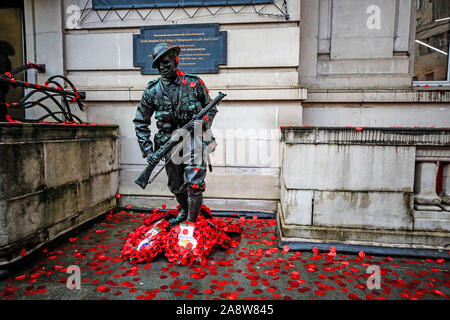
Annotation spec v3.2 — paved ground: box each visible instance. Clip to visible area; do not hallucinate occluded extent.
[0,208,449,301]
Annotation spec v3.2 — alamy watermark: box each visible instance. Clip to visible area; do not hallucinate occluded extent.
[66,5,81,29]
[165,127,280,167]
[66,265,81,290]
[366,265,381,289]
[367,4,381,30]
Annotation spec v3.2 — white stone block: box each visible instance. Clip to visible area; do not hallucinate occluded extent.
[414,210,450,232]
[302,104,450,128]
[84,90,130,101]
[227,27,299,68]
[277,103,303,127]
[86,103,156,138]
[35,32,64,77]
[224,135,279,168]
[299,0,319,77]
[281,187,313,226]
[394,0,412,52]
[119,166,172,197]
[283,144,415,191]
[120,137,147,165]
[317,58,409,75]
[203,168,279,199]
[301,74,412,90]
[213,104,277,131]
[330,0,396,59]
[34,0,63,33]
[66,33,135,70]
[313,191,414,230]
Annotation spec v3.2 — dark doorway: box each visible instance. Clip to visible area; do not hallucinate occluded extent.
[0,1,25,120]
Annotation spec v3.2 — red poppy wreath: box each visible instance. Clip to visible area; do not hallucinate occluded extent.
[121,205,241,266]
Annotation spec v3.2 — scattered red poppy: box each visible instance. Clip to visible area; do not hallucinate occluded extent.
[348,293,361,300]
[282,245,290,253]
[314,290,326,296]
[5,115,20,123]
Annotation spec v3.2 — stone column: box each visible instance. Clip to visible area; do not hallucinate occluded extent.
[440,162,450,211]
[414,161,441,211]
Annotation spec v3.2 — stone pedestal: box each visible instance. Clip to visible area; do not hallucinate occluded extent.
[414,161,441,210]
[0,123,119,269]
[279,127,450,252]
[440,163,450,210]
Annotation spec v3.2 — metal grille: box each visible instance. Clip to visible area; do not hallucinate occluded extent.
[0,63,85,123]
[78,0,289,24]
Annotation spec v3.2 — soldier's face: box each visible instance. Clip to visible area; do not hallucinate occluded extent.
[158,53,177,80]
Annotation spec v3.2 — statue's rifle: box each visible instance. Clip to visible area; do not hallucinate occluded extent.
[135,92,226,189]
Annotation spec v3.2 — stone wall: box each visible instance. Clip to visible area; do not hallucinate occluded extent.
[279,126,450,251]
[0,123,119,267]
[300,0,413,89]
[21,0,304,212]
[299,0,450,128]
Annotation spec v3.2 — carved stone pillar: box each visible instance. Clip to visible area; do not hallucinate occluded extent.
[440,162,450,211]
[414,161,441,211]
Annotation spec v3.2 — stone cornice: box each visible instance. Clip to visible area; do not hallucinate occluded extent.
[304,89,450,104]
[281,126,450,146]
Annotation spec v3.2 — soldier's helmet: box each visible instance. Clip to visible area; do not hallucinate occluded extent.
[151,42,181,68]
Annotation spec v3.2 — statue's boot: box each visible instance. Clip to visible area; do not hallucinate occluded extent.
[167,192,188,228]
[186,191,203,223]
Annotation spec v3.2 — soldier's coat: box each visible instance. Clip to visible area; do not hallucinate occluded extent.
[133,70,217,194]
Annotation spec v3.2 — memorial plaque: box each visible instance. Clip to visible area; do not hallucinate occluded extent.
[133,24,227,74]
[93,0,273,10]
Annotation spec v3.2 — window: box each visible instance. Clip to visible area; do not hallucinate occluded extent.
[413,0,450,86]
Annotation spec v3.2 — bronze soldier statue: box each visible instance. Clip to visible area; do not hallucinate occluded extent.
[133,43,217,229]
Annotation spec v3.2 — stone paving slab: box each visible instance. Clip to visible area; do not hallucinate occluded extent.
[0,209,449,301]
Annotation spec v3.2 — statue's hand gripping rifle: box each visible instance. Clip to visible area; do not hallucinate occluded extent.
[135,92,226,190]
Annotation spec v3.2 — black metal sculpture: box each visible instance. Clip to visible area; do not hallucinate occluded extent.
[0,62,85,123]
[133,43,220,229]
